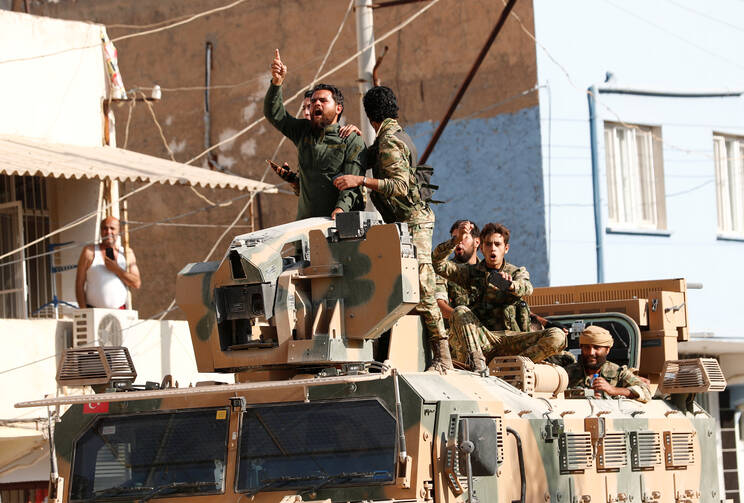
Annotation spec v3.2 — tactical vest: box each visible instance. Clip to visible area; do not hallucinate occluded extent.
[470,267,532,333]
[369,129,435,223]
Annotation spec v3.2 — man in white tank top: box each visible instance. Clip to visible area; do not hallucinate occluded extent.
[75,216,141,309]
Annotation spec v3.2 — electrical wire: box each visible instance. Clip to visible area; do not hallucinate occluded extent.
[0,0,253,66]
[603,0,744,72]
[2,0,446,375]
[188,0,444,165]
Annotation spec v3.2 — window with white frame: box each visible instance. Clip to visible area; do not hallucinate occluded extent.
[604,122,666,230]
[713,134,744,236]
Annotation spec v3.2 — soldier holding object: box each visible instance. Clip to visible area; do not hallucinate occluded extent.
[333,86,452,373]
[432,221,565,372]
[565,325,652,402]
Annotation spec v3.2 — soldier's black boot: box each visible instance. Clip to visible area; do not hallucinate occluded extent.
[427,337,454,374]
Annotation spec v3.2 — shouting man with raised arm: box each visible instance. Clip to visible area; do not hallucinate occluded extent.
[432,221,565,372]
[264,49,365,220]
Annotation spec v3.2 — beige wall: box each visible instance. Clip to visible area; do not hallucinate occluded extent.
[47,178,101,306]
[0,317,230,481]
[0,10,106,146]
[29,0,539,318]
[0,318,230,421]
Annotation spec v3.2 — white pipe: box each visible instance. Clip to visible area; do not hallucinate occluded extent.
[355,0,376,146]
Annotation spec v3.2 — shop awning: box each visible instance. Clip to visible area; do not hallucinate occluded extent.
[0,135,277,193]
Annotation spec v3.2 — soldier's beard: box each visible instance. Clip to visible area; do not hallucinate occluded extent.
[454,248,475,263]
[583,355,606,371]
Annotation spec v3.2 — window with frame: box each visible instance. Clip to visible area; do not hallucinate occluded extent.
[604,122,667,230]
[713,134,744,236]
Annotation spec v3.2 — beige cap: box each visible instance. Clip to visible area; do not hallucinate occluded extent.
[579,325,613,347]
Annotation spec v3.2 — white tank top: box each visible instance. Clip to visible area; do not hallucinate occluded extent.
[85,246,129,308]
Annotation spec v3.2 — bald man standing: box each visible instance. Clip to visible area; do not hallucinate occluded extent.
[565,325,651,402]
[75,216,141,309]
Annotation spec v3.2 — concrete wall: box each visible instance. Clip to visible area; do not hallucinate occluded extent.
[28,0,541,316]
[410,106,548,284]
[47,178,101,306]
[0,317,228,482]
[533,0,744,337]
[0,10,106,146]
[0,11,110,313]
[0,318,229,421]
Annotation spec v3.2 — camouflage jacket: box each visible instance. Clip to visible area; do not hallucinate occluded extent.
[565,359,652,403]
[367,118,433,225]
[264,84,365,219]
[432,237,532,332]
[434,275,478,309]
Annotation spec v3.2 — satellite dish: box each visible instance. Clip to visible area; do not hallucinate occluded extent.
[97,314,123,346]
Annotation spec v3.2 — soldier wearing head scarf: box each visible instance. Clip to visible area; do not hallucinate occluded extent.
[565,325,651,402]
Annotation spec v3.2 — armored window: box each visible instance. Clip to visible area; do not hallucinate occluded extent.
[236,399,396,494]
[713,134,744,237]
[604,123,667,231]
[69,407,230,501]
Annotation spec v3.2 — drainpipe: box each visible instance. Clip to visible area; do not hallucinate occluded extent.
[355,0,376,146]
[587,85,604,283]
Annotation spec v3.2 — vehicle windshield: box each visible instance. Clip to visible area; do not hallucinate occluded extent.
[70,408,229,501]
[236,399,396,494]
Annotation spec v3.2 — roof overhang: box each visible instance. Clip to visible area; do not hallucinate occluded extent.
[0,135,277,193]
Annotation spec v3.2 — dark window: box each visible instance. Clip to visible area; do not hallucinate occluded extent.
[70,408,229,501]
[237,399,396,494]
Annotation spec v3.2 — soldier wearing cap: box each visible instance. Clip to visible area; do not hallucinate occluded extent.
[565,325,652,402]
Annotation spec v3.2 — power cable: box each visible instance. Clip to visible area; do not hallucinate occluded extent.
[603,0,744,72]
[188,0,444,165]
[1,0,445,374]
[663,0,744,34]
[0,0,253,66]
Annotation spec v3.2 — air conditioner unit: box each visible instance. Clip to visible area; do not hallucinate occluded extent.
[72,308,139,347]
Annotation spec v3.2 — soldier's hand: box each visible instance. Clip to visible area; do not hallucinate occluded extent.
[339,124,362,139]
[271,49,287,85]
[455,221,473,243]
[331,207,344,219]
[333,175,363,190]
[592,377,614,394]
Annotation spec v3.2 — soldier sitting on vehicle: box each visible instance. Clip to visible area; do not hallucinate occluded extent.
[435,219,481,322]
[432,221,566,372]
[565,325,652,403]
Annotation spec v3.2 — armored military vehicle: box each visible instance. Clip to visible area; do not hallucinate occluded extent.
[17,213,727,503]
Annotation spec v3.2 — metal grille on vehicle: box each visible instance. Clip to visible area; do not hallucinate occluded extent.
[559,432,593,473]
[630,431,661,471]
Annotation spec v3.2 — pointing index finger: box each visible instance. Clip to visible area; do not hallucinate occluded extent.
[274,48,281,60]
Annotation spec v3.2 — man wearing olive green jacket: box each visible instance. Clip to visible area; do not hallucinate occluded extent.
[264,50,364,220]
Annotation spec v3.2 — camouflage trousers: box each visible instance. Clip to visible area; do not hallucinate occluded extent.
[410,222,447,340]
[450,306,565,366]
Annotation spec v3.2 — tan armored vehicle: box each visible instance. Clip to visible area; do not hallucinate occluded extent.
[17,213,727,503]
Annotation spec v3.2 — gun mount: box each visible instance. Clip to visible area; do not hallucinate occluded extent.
[177,212,421,376]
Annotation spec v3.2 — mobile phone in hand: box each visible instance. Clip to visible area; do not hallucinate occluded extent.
[105,247,115,260]
[488,270,512,291]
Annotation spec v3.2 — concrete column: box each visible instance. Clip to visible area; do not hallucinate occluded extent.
[355,0,376,146]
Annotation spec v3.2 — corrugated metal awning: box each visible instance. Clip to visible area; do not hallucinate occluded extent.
[0,135,277,193]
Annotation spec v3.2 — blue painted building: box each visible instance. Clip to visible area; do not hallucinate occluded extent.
[419,1,744,499]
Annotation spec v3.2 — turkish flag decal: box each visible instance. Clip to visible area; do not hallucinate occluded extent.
[83,402,110,414]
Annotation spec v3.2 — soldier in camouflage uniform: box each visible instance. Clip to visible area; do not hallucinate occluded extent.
[334,86,451,373]
[565,325,652,402]
[435,220,481,325]
[432,221,565,372]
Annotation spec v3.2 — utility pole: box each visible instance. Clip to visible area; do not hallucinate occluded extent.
[355,0,376,146]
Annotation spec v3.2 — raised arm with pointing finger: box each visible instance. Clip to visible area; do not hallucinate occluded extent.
[263,49,364,220]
